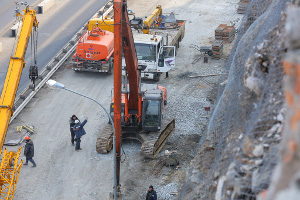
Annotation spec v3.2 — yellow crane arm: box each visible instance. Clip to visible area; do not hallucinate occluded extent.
[0,7,38,148]
[142,5,162,34]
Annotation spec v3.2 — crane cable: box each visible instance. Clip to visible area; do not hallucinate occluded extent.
[29,25,38,88]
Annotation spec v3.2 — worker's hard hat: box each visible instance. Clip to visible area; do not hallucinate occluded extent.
[75,120,80,124]
[25,136,30,140]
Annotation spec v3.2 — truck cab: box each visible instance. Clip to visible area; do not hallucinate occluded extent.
[122,33,175,80]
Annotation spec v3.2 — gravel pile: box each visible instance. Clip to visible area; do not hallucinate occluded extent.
[156,182,179,200]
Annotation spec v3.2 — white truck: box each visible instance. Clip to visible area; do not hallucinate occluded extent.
[123,13,186,80]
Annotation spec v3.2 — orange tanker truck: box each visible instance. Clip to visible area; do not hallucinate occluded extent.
[72,27,114,74]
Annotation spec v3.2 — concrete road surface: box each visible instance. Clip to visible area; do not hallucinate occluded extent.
[8,68,116,200]
[0,0,108,94]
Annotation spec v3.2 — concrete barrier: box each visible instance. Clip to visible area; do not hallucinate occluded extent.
[11,21,22,37]
[0,42,2,53]
[37,0,54,14]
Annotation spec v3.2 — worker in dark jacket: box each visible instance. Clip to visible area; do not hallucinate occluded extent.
[69,115,79,145]
[73,117,88,151]
[146,185,157,200]
[23,136,36,167]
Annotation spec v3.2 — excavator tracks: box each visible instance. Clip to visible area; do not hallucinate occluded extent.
[96,119,175,158]
[141,119,175,158]
[96,124,113,153]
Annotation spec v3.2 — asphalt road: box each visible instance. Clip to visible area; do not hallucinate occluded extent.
[0,0,108,94]
[0,0,40,35]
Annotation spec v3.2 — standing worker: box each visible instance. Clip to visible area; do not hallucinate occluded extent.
[69,115,79,146]
[23,136,37,167]
[73,117,88,151]
[146,185,157,200]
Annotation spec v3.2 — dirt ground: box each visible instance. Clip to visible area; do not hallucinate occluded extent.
[4,0,241,199]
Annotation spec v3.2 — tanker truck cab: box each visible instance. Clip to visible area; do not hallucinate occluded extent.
[122,33,175,80]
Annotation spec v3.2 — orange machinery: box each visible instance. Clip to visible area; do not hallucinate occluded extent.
[72,27,114,74]
[97,0,175,193]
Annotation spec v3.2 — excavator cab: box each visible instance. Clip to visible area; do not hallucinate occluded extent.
[142,87,163,131]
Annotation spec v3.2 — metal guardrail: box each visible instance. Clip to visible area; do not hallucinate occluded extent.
[10,1,114,123]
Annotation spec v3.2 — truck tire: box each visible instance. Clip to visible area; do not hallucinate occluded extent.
[107,57,113,75]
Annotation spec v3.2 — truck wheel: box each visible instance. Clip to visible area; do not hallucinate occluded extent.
[107,57,113,75]
[177,40,180,48]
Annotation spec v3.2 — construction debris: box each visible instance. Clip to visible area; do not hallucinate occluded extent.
[212,40,223,59]
[189,73,226,78]
[223,26,236,43]
[215,24,236,43]
[237,0,251,14]
[17,125,35,134]
[215,24,227,40]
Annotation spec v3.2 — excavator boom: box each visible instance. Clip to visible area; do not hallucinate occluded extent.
[121,4,140,110]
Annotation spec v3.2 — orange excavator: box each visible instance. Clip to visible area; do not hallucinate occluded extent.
[72,27,114,74]
[96,0,175,159]
[99,1,175,195]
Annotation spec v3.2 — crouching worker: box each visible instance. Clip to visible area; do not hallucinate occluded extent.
[74,117,88,151]
[23,136,37,167]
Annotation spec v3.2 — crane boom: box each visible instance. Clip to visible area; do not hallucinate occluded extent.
[142,5,162,34]
[0,4,38,199]
[0,6,38,150]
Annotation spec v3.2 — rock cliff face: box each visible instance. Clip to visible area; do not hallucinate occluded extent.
[179,0,292,199]
[258,2,300,200]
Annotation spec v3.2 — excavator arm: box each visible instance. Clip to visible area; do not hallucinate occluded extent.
[121,3,140,111]
[0,6,38,152]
